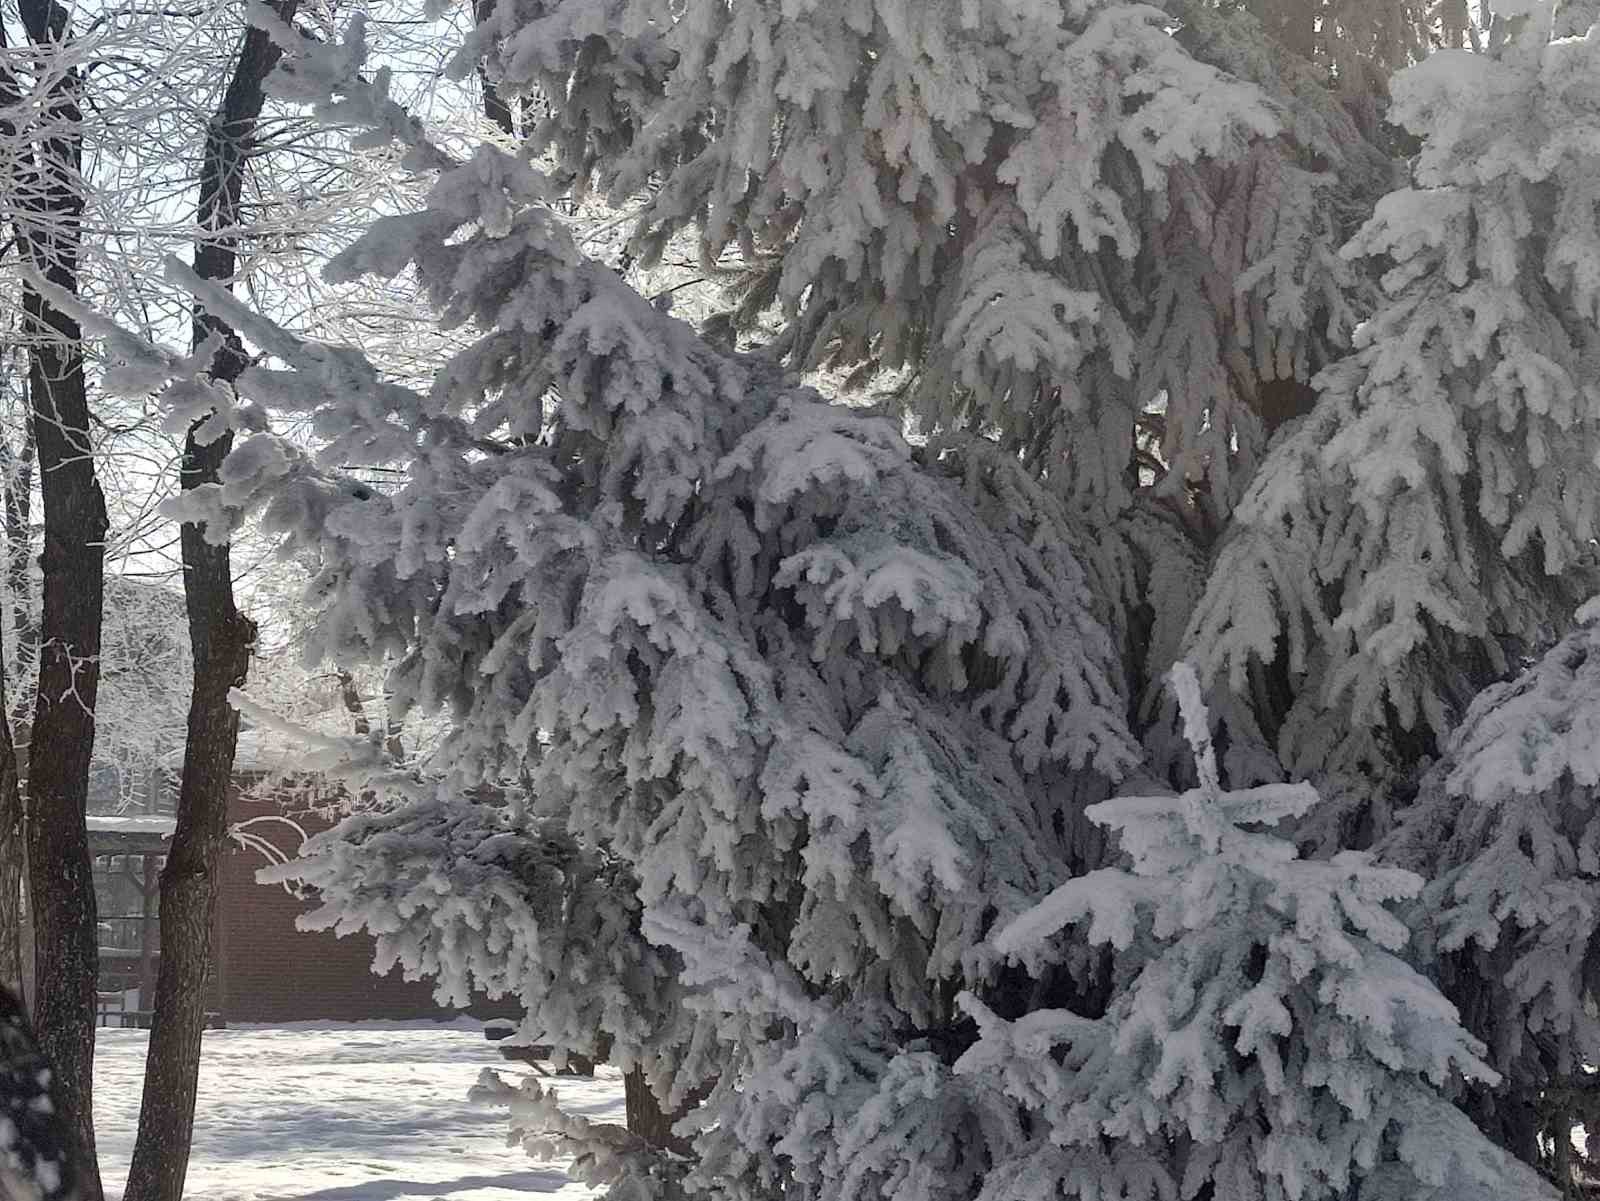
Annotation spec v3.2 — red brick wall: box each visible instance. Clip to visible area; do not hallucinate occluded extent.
[217,787,471,1023]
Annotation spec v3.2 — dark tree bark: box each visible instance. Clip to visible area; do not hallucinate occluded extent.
[623,1067,713,1155]
[1247,0,1317,60]
[119,13,286,1201]
[0,623,23,1003]
[8,0,107,1193]
[624,1070,685,1153]
[1255,377,1319,435]
[335,670,404,762]
[0,416,32,1003]
[472,0,516,135]
[20,156,105,1201]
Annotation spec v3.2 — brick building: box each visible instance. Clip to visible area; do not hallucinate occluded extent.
[91,775,470,1026]
[213,788,456,1023]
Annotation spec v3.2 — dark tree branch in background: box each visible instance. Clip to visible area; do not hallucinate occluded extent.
[336,669,370,737]
[472,0,515,135]
[118,8,288,1201]
[335,670,405,764]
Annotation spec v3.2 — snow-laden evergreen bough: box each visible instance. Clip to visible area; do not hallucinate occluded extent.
[1382,595,1600,1166]
[257,790,674,1072]
[961,664,1555,1201]
[0,985,76,1201]
[67,0,1600,1196]
[455,0,1396,531]
[1188,12,1600,818]
[82,12,1163,1200]
[439,0,1445,807]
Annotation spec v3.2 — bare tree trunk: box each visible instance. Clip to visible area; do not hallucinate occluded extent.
[20,165,105,1201]
[624,1070,682,1152]
[0,418,32,1003]
[120,436,253,1201]
[120,12,284,1201]
[1247,0,1317,59]
[623,1068,710,1155]
[0,625,22,1002]
[11,0,107,1193]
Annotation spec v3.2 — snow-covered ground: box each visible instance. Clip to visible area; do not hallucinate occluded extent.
[92,1021,625,1201]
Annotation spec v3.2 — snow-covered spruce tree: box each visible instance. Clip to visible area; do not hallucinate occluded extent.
[451,0,1435,810]
[1181,25,1600,1175]
[87,10,1158,1194]
[256,780,671,1076]
[73,1,1600,1198]
[959,662,1554,1201]
[1187,6,1600,847]
[1382,596,1600,1176]
[460,0,1395,541]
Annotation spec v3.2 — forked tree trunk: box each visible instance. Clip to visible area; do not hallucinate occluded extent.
[120,11,284,1201]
